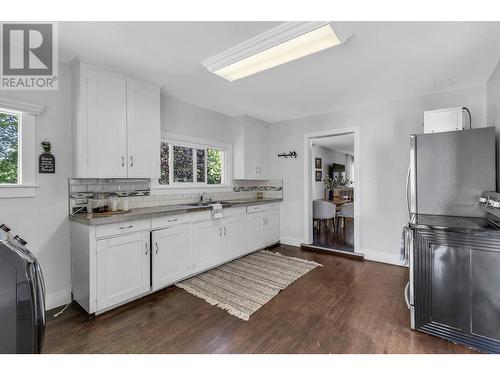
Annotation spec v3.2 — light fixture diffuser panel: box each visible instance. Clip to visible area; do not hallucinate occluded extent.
[202,22,352,81]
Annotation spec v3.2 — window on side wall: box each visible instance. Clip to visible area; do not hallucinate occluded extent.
[157,136,229,188]
[0,110,20,184]
[0,100,43,198]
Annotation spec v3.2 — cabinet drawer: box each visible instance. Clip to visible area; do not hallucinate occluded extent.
[191,210,213,223]
[95,219,150,238]
[224,206,246,217]
[246,203,279,213]
[151,213,191,229]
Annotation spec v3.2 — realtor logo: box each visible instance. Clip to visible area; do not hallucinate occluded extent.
[0,22,58,90]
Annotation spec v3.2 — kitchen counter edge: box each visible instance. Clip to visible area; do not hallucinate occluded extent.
[70,198,283,226]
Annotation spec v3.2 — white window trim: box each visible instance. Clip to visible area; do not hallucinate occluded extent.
[151,132,233,191]
[0,98,44,198]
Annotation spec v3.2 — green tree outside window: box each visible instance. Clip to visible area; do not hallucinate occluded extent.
[207,149,223,184]
[0,112,19,184]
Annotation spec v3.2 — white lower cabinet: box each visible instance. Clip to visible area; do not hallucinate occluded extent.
[96,231,150,312]
[263,210,280,246]
[245,213,265,252]
[221,216,245,260]
[192,216,246,273]
[192,220,223,273]
[71,203,281,314]
[152,224,192,291]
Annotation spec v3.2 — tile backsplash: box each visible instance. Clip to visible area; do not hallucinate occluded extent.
[69,178,282,214]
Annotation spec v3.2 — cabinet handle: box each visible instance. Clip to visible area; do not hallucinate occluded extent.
[119,225,133,229]
[145,242,148,255]
[224,226,226,236]
[256,166,258,174]
[121,156,125,167]
[219,227,222,237]
[168,218,178,223]
[130,156,134,167]
[155,242,159,254]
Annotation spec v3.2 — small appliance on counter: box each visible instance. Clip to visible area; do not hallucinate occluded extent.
[402,125,499,353]
[0,224,46,354]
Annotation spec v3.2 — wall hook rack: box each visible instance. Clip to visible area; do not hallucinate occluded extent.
[278,151,298,159]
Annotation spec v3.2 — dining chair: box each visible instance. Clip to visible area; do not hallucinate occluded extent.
[336,202,354,236]
[313,199,336,232]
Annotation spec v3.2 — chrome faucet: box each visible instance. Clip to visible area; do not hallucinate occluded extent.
[200,192,205,202]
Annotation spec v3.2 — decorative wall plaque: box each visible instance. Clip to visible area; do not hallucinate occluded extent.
[39,141,55,174]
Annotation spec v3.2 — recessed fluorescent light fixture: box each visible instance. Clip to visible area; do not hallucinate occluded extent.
[202,22,352,81]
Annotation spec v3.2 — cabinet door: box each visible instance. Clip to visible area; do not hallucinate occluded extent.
[244,123,259,179]
[96,232,150,312]
[192,220,222,273]
[245,213,264,253]
[126,80,160,178]
[256,124,269,179]
[86,68,128,178]
[470,248,500,342]
[152,224,192,291]
[414,230,468,331]
[263,209,280,246]
[222,216,245,261]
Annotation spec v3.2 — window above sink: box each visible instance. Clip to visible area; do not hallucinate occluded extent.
[152,133,233,190]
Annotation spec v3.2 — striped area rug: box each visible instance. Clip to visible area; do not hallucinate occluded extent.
[175,250,322,320]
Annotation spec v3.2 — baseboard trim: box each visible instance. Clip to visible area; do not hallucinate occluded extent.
[362,249,406,267]
[280,236,303,247]
[301,243,364,261]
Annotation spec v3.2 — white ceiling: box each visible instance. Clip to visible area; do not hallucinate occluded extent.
[313,134,354,156]
[59,21,500,123]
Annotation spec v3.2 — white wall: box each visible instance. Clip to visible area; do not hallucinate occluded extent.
[487,61,500,189]
[161,94,235,144]
[270,85,487,264]
[0,64,72,309]
[311,145,347,200]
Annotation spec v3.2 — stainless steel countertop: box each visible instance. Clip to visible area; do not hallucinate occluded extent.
[70,198,283,225]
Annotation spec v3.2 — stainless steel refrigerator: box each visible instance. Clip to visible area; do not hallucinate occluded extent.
[406,127,496,219]
[403,127,499,352]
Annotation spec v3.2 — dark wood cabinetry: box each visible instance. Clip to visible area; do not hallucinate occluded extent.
[413,229,500,353]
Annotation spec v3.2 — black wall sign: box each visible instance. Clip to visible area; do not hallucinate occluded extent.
[39,152,55,174]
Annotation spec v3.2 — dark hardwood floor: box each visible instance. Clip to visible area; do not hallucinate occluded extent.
[313,219,354,252]
[43,245,474,354]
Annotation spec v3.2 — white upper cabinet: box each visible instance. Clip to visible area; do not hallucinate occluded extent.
[71,59,160,178]
[233,115,269,180]
[86,68,128,178]
[126,80,160,178]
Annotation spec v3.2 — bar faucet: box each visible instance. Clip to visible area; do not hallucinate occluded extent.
[200,192,205,202]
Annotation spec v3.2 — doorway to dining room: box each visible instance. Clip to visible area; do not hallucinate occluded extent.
[302,128,362,259]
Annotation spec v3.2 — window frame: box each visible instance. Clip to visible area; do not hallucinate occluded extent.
[152,133,232,190]
[0,98,44,198]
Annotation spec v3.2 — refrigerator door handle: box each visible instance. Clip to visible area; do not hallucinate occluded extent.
[406,162,411,219]
[404,281,411,310]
